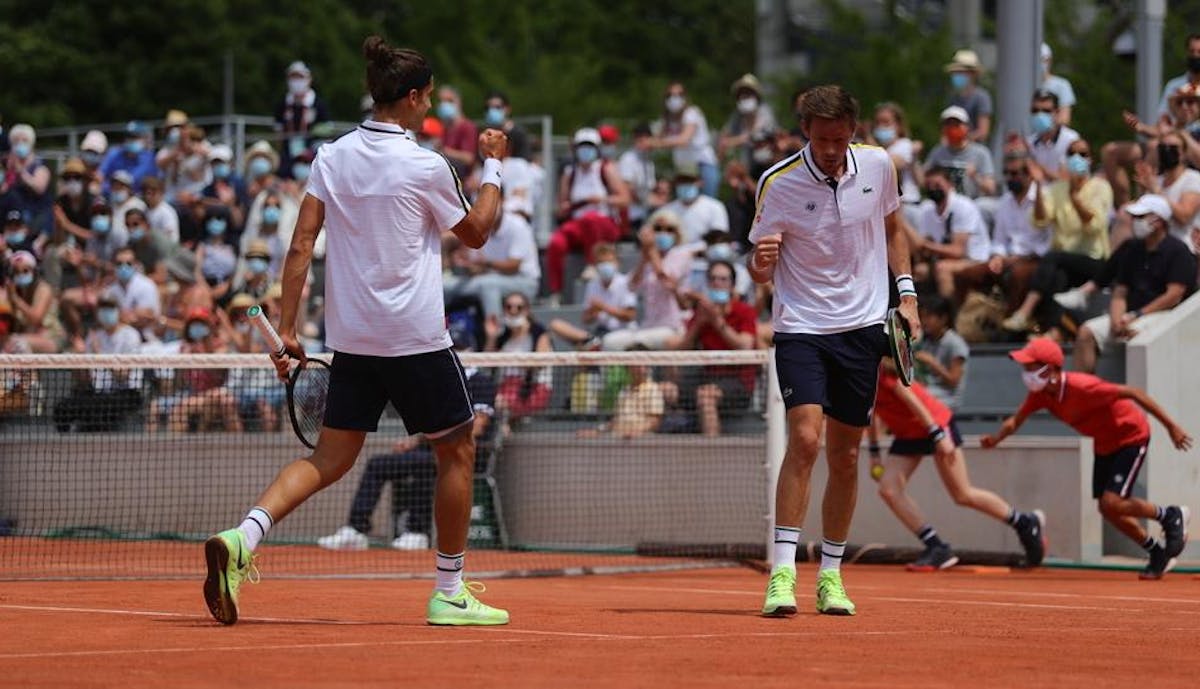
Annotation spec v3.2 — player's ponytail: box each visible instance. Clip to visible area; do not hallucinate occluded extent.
[362,35,432,106]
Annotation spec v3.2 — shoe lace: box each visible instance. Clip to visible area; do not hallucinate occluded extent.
[818,572,847,600]
[767,570,794,597]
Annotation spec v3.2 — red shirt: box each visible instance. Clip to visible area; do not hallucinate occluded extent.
[874,371,952,440]
[1016,372,1149,455]
[689,300,758,390]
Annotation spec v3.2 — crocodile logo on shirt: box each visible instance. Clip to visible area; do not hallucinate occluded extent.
[805,201,816,211]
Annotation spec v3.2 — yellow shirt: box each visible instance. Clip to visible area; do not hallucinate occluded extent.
[1036,177,1113,260]
[611,380,665,434]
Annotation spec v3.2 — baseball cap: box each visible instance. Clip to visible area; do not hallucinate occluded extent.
[597,124,620,144]
[4,209,24,225]
[164,109,189,128]
[286,61,311,77]
[185,306,212,324]
[420,116,444,139]
[208,144,233,162]
[125,120,150,137]
[8,250,36,270]
[1125,194,1172,223]
[939,106,970,124]
[447,319,476,351]
[1009,338,1064,368]
[1040,43,1052,61]
[573,127,601,147]
[110,170,135,188]
[81,129,108,153]
[61,158,87,176]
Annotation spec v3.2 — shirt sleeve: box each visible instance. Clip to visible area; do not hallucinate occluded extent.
[878,150,901,217]
[1016,393,1044,419]
[305,150,330,204]
[1166,243,1198,289]
[422,155,471,232]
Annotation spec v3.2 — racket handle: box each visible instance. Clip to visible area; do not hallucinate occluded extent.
[246,304,287,357]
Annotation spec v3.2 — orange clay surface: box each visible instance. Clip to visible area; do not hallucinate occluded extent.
[2,564,1198,688]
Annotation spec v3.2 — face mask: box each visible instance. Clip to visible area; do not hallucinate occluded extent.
[1188,56,1200,73]
[98,307,120,328]
[675,183,700,203]
[212,162,231,179]
[706,243,734,262]
[115,264,136,283]
[925,187,946,204]
[1157,144,1181,172]
[7,230,26,245]
[14,272,33,288]
[187,322,210,341]
[596,261,617,283]
[944,125,967,147]
[291,162,311,181]
[247,257,270,275]
[655,233,676,252]
[436,101,459,121]
[110,189,129,204]
[262,206,282,225]
[129,227,146,242]
[91,215,111,233]
[1131,217,1156,240]
[206,218,227,236]
[235,321,251,334]
[872,126,896,145]
[600,144,617,160]
[13,142,31,159]
[288,77,309,95]
[1020,365,1050,392]
[503,314,528,330]
[736,97,758,115]
[706,288,731,305]
[124,139,144,155]
[1005,179,1025,196]
[62,180,83,196]
[166,128,181,145]
[248,157,273,179]
[1029,112,1054,135]
[665,95,686,113]
[1066,154,1090,176]
[82,151,102,167]
[949,73,971,91]
[484,106,506,127]
[575,145,599,164]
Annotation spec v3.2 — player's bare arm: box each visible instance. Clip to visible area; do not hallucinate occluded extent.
[275,193,325,372]
[884,208,920,339]
[449,129,507,249]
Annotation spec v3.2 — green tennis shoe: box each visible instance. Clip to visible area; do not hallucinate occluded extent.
[203,528,259,625]
[816,569,856,616]
[427,582,510,626]
[761,566,798,617]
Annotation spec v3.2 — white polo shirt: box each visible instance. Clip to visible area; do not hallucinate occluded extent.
[915,192,991,262]
[992,183,1050,257]
[306,120,468,356]
[749,144,899,335]
[661,196,729,245]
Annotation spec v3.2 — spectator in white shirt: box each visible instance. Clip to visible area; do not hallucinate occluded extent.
[617,123,657,229]
[549,243,637,349]
[659,166,729,245]
[1027,89,1080,182]
[105,245,162,339]
[444,209,540,319]
[910,166,990,303]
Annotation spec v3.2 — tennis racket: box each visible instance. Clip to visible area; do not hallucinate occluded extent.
[886,307,915,387]
[247,305,329,449]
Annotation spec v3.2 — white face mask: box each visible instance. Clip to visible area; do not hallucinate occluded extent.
[665,95,686,113]
[736,97,758,115]
[288,77,309,95]
[504,315,528,330]
[1131,217,1155,240]
[1020,365,1051,392]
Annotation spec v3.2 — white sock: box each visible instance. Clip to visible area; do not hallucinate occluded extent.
[238,507,274,552]
[772,526,801,570]
[819,538,846,573]
[435,551,464,596]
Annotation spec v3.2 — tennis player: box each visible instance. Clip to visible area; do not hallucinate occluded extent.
[749,84,919,617]
[869,360,1046,571]
[203,36,509,626]
[982,337,1192,579]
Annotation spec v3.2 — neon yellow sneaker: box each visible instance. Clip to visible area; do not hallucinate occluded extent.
[426,581,510,626]
[203,528,259,625]
[761,566,798,617]
[815,569,855,616]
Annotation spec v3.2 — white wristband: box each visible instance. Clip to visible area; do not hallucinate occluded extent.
[480,158,503,190]
[895,273,916,297]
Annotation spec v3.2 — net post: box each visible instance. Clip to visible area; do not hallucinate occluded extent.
[764,346,785,568]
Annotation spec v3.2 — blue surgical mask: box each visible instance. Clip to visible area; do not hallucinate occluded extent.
[247,257,270,275]
[13,142,31,159]
[675,184,700,203]
[111,189,129,204]
[872,126,897,146]
[166,128,181,145]
[115,263,136,283]
[14,272,33,288]
[91,215,111,233]
[706,288,731,305]
[484,106,506,127]
[949,73,971,91]
[596,261,617,283]
[82,151,102,167]
[1029,112,1054,135]
[248,157,273,179]
[291,162,311,182]
[655,233,676,251]
[129,227,146,242]
[437,101,458,121]
[187,322,211,341]
[1066,153,1090,176]
[124,139,144,155]
[706,243,734,262]
[212,162,231,179]
[262,206,282,225]
[206,217,227,236]
[7,230,26,245]
[98,307,120,327]
[576,145,599,164]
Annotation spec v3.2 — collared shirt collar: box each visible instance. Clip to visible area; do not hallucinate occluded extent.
[360,120,413,140]
[799,143,858,186]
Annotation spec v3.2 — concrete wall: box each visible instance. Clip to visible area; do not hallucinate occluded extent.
[1126,293,1200,559]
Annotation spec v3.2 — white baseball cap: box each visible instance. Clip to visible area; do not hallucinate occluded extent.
[939,105,970,123]
[1124,194,1172,223]
[573,127,601,147]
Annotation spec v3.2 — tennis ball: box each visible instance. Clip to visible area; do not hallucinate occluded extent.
[870,464,884,481]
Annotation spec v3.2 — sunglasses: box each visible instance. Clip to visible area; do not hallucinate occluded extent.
[653,224,676,232]
[503,302,526,312]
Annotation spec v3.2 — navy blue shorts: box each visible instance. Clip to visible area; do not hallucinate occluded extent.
[1093,441,1148,499]
[774,324,888,427]
[888,419,964,457]
[324,347,474,438]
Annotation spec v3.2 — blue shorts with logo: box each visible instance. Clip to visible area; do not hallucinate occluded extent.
[773,324,888,427]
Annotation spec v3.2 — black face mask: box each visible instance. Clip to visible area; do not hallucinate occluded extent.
[1006,179,1025,196]
[1187,55,1200,73]
[925,187,946,204]
[1158,144,1181,173]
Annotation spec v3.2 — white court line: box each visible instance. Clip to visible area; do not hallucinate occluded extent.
[914,587,1200,606]
[0,604,366,625]
[869,596,1129,612]
[0,638,531,660]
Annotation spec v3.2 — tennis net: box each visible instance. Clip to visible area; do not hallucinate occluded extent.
[0,350,776,580]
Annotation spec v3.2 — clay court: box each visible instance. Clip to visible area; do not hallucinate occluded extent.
[3,562,1197,688]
